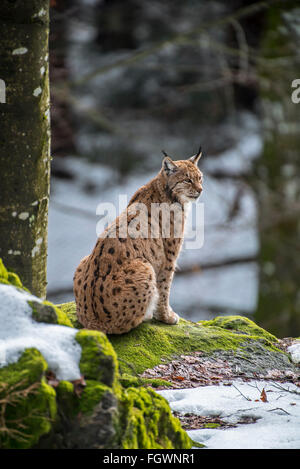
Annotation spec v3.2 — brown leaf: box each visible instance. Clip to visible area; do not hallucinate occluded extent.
[46,370,56,380]
[46,370,60,388]
[260,388,268,403]
[48,379,60,388]
[72,376,87,397]
[172,376,185,381]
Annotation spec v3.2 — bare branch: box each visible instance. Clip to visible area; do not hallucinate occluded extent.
[176,255,257,276]
[71,0,280,87]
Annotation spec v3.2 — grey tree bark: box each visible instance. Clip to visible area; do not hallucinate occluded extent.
[0,1,50,298]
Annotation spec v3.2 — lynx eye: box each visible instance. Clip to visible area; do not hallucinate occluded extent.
[186,178,193,184]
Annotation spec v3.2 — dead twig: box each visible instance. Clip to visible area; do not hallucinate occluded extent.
[267,407,291,416]
[231,383,251,401]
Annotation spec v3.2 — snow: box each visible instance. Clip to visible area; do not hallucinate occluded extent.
[288,342,300,364]
[0,284,81,381]
[158,380,300,449]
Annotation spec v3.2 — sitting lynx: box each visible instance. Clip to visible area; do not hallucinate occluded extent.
[74,148,203,334]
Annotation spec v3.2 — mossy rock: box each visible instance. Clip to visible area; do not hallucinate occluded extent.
[201,316,277,342]
[0,258,23,289]
[59,302,282,376]
[0,259,71,328]
[119,387,191,449]
[30,300,73,328]
[2,259,294,449]
[76,329,119,389]
[0,259,192,449]
[0,348,56,449]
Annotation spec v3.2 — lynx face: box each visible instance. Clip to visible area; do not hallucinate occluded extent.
[162,150,203,204]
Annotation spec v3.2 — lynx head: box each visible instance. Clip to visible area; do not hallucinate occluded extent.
[161,146,203,204]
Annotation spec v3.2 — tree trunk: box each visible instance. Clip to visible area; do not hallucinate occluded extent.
[0,1,50,298]
[254,1,300,336]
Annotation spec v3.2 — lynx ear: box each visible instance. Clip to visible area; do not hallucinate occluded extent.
[189,146,202,166]
[162,153,178,175]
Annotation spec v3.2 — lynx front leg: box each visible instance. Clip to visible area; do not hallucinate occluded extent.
[154,268,180,325]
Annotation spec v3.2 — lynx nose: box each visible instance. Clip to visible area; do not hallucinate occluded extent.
[195,184,202,195]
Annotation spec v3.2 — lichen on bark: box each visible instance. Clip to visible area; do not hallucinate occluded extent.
[0,1,51,298]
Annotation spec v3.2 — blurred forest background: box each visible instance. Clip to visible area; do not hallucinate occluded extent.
[46,0,299,337]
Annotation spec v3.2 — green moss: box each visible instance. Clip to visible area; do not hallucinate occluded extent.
[0,258,71,327]
[78,381,112,415]
[29,300,73,327]
[55,380,77,418]
[0,258,25,290]
[203,423,220,429]
[0,258,8,280]
[0,348,56,449]
[56,379,112,418]
[120,374,173,389]
[59,302,281,376]
[57,301,82,329]
[7,272,23,289]
[75,330,119,391]
[119,387,192,449]
[200,315,278,343]
[0,264,193,449]
[44,302,73,328]
[110,317,279,375]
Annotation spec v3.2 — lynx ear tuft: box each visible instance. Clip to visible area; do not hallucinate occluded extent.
[189,146,202,166]
[162,156,177,175]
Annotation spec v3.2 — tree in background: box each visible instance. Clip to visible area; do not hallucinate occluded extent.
[254,0,300,335]
[0,1,50,298]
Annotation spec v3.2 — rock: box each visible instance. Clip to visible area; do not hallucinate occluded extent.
[60,302,299,381]
[0,348,56,449]
[0,259,191,449]
[30,301,58,324]
[0,259,298,449]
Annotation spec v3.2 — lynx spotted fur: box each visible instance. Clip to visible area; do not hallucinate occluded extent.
[74,149,203,334]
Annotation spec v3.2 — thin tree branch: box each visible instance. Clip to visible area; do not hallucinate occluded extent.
[176,255,257,276]
[71,0,280,87]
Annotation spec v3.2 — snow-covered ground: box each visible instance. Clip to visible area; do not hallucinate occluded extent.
[0,284,81,381]
[159,379,300,449]
[47,116,260,322]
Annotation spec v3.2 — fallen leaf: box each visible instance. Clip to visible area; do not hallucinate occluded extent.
[46,370,60,388]
[260,388,268,403]
[72,375,87,397]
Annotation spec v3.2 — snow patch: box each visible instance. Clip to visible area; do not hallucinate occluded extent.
[288,342,300,364]
[159,380,300,449]
[0,284,81,381]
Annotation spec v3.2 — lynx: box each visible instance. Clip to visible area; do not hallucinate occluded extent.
[73,148,203,334]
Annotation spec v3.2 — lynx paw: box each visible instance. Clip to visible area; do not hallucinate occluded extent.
[155,308,180,325]
[169,312,180,325]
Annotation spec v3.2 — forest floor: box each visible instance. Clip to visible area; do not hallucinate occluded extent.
[143,338,300,449]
